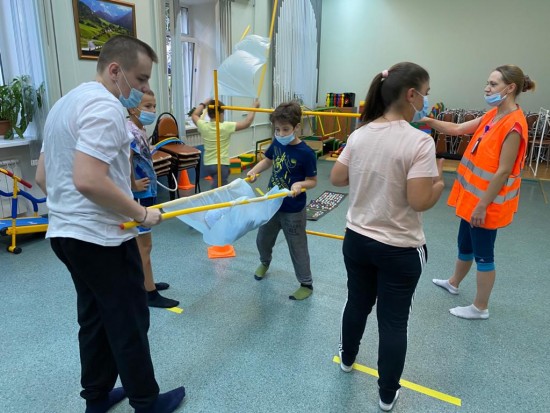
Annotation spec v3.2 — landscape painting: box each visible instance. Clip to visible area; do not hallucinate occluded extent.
[73,0,136,60]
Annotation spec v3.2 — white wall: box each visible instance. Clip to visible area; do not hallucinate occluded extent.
[42,0,166,112]
[319,0,550,113]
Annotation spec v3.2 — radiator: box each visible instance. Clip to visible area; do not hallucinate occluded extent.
[185,129,203,147]
[0,159,28,218]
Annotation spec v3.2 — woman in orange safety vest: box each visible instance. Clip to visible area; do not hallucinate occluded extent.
[423,65,536,320]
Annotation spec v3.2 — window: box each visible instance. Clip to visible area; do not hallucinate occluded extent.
[181,40,195,115]
[180,7,189,35]
[178,7,196,118]
[0,0,47,141]
[0,52,4,85]
[165,3,197,120]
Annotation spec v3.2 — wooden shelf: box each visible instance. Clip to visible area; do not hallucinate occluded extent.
[312,107,358,141]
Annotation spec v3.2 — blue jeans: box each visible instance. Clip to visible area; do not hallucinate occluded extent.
[135,197,157,234]
[457,219,497,271]
[203,164,230,189]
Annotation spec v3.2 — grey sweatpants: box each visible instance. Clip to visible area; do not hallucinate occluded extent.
[256,208,312,285]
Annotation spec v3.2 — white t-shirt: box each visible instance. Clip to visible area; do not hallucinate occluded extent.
[42,81,138,246]
[338,120,438,248]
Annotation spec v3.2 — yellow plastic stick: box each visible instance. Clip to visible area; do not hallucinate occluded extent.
[120,189,302,230]
[215,105,360,118]
[306,230,344,241]
[214,70,222,189]
[240,25,251,41]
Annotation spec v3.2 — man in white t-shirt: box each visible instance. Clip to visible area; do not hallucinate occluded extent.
[35,35,184,413]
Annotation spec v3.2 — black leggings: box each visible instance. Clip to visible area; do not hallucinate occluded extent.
[340,229,426,402]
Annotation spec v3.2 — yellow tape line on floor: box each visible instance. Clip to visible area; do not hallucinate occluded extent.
[332,356,461,407]
[166,307,184,314]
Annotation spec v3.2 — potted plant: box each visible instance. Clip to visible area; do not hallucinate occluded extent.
[0,75,44,139]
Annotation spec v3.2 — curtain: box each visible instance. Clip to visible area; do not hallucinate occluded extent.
[0,0,48,144]
[272,0,321,108]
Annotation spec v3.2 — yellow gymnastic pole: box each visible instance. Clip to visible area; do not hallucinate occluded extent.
[306,230,344,241]
[214,105,361,118]
[240,25,251,41]
[256,0,278,97]
[149,175,260,210]
[213,70,222,189]
[120,189,296,230]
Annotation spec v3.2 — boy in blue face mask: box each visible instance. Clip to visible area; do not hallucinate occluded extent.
[128,91,180,308]
[247,101,318,300]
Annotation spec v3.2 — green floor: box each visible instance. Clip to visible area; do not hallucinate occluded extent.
[1,160,549,412]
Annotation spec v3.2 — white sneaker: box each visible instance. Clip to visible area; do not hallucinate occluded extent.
[339,350,353,373]
[379,390,399,411]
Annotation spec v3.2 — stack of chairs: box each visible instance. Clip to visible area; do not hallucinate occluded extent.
[151,150,172,178]
[151,113,201,200]
[434,109,485,160]
[527,108,550,176]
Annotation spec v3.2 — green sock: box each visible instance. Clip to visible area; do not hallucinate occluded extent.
[289,285,313,300]
[254,263,269,280]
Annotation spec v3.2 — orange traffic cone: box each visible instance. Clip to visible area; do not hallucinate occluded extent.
[207,245,236,259]
[204,175,213,181]
[177,170,194,190]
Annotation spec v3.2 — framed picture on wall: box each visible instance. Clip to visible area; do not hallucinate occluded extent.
[73,0,136,60]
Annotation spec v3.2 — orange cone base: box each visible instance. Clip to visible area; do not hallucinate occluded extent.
[207,245,236,259]
[178,183,194,190]
[178,170,194,190]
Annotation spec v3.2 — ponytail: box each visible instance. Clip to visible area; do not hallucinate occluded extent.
[359,62,430,125]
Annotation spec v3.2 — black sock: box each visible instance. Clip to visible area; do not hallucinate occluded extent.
[301,284,313,290]
[147,290,179,308]
[148,290,160,300]
[155,282,170,291]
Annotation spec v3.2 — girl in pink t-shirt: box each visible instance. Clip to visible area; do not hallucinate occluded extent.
[330,62,444,412]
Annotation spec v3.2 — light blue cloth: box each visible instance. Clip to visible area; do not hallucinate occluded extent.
[162,178,287,246]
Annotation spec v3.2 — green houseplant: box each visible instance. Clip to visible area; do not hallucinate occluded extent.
[0,75,44,139]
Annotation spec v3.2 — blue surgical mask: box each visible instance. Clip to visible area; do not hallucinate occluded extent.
[138,110,156,126]
[275,133,295,146]
[115,67,144,109]
[484,88,509,107]
[411,91,429,123]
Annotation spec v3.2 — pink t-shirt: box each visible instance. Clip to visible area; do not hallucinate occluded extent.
[338,120,438,248]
